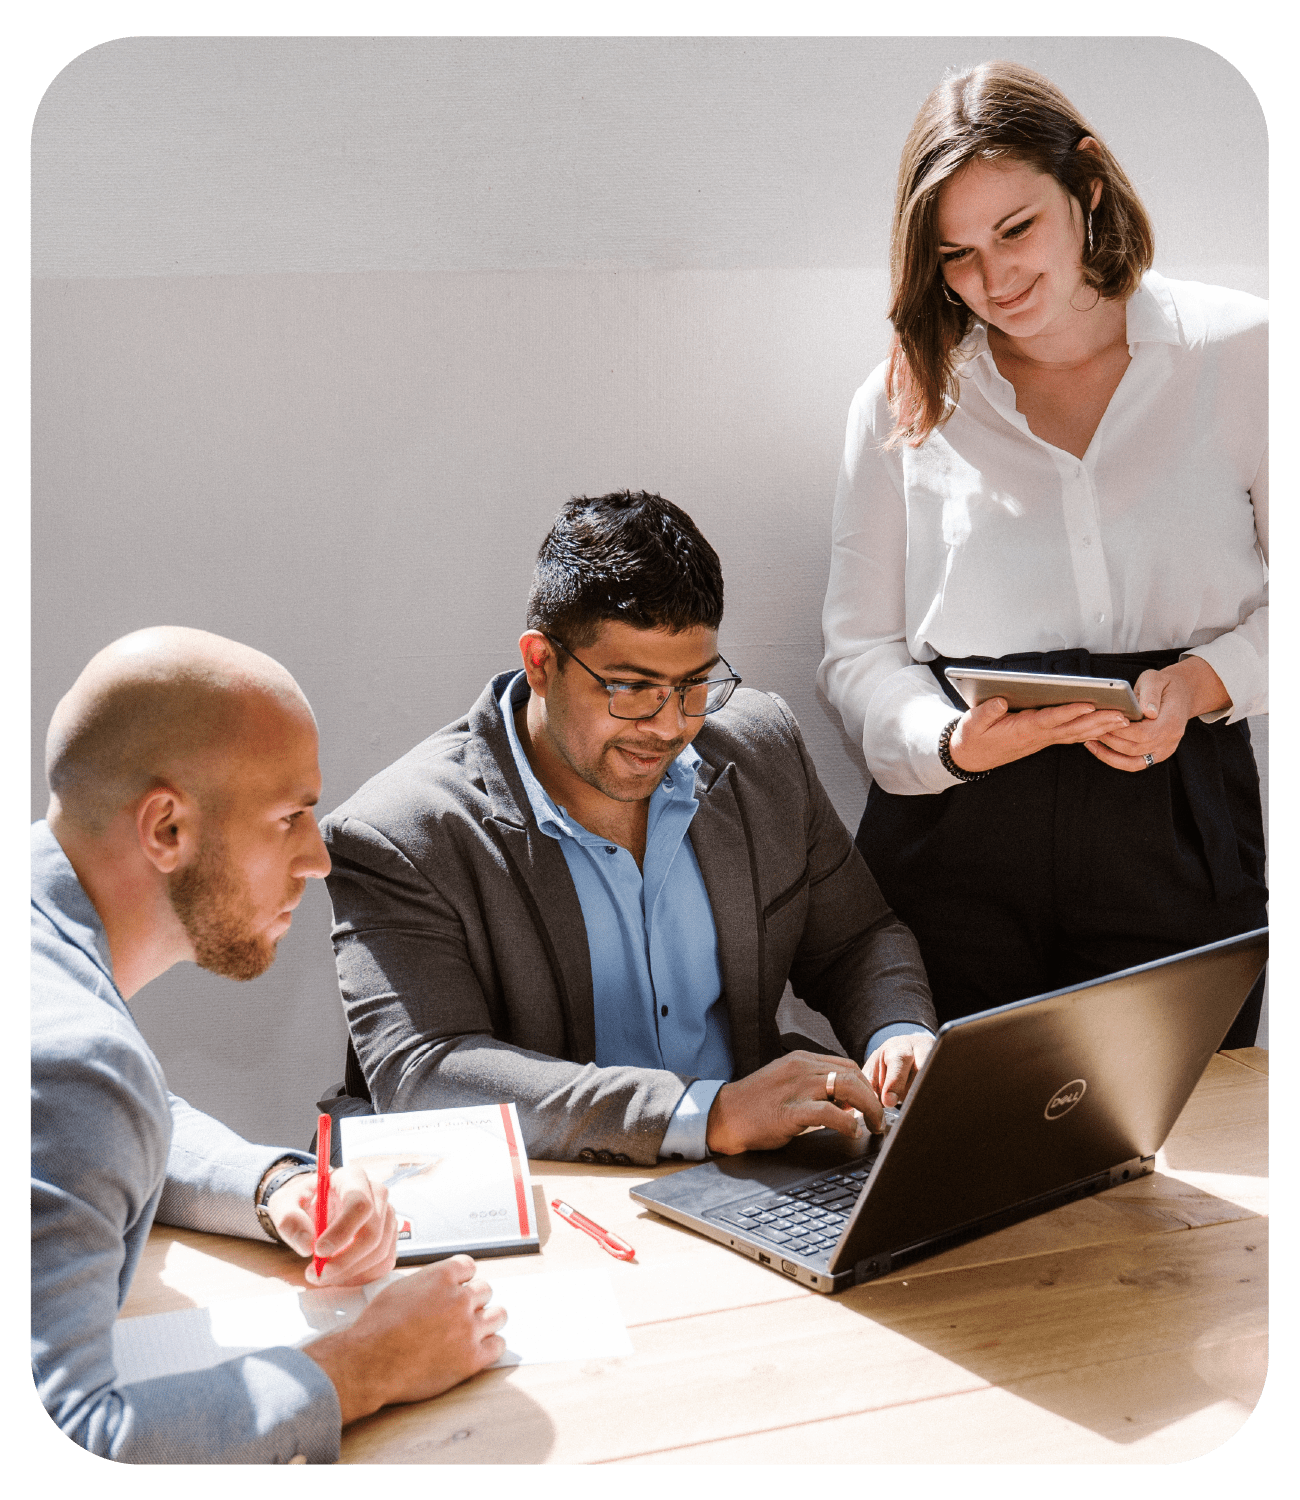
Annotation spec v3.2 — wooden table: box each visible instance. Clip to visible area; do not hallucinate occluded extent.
[122,1048,1268,1464]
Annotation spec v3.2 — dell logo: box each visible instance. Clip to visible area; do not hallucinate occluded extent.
[1045,1079,1087,1120]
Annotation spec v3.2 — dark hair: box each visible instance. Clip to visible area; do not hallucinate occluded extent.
[885,61,1154,447]
[525,491,724,648]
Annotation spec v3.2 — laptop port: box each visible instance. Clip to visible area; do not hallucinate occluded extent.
[781,1260,798,1276]
[758,1253,771,1264]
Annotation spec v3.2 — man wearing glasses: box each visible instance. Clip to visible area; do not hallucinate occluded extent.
[319,492,936,1165]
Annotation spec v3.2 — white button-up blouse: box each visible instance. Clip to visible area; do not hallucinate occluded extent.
[818,272,1268,797]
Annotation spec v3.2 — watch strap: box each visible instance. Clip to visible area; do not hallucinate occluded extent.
[255,1158,315,1246]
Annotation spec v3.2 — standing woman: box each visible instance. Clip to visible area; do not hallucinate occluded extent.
[818,62,1267,1041]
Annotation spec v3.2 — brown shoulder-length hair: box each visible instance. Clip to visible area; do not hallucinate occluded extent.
[885,62,1154,448]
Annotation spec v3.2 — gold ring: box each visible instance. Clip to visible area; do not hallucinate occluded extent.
[826,1070,837,1102]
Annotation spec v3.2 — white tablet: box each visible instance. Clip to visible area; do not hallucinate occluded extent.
[943,667,1144,721]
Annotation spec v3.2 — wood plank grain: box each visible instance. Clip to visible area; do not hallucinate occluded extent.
[120,1226,314,1317]
[340,1217,1266,1464]
[1222,1046,1268,1076]
[616,1334,1267,1464]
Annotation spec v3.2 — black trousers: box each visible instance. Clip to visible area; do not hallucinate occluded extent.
[856,649,1268,1048]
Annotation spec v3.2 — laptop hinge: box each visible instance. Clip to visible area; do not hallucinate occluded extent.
[852,1253,892,1283]
[1108,1154,1155,1187]
[851,1155,1157,1285]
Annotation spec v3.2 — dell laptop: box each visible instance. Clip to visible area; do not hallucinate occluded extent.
[630,929,1267,1294]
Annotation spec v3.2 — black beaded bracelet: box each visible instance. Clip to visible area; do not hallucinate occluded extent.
[939,716,990,782]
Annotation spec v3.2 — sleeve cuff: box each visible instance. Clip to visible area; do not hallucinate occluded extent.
[1181,638,1264,725]
[864,1021,935,1062]
[863,667,967,794]
[659,1079,725,1161]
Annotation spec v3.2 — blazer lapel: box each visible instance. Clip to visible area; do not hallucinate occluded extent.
[688,758,768,1080]
[471,675,597,1064]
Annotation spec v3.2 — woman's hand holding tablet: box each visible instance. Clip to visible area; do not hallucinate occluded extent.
[942,659,1233,775]
[944,666,1135,774]
[946,695,1131,775]
[1084,657,1232,773]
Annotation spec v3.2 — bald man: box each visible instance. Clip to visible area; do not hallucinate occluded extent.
[32,628,506,1464]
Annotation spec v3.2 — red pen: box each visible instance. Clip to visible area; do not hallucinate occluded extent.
[551,1198,636,1261]
[313,1113,331,1278]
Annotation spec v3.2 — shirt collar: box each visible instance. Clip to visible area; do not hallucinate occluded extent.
[30,819,118,985]
[497,670,701,842]
[1123,270,1181,347]
[952,319,993,380]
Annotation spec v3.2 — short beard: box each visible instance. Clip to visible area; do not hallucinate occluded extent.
[167,833,276,982]
[542,679,687,804]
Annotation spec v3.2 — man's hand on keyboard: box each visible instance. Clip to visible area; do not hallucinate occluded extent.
[864,1032,934,1109]
[705,1050,885,1156]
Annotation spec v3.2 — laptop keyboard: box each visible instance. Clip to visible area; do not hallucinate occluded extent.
[710,1163,875,1259]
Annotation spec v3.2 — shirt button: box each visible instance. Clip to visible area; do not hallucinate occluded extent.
[605,846,616,855]
[1082,536,1092,546]
[661,1005,669,1017]
[1096,612,1106,623]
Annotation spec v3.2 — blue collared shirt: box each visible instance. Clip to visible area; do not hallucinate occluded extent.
[500,674,727,1157]
[500,675,927,1158]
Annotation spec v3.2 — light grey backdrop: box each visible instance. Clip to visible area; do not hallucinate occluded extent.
[32,37,1269,1149]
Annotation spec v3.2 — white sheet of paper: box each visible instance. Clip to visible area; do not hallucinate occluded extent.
[112,1267,631,1383]
[486,1268,633,1367]
[112,1286,371,1384]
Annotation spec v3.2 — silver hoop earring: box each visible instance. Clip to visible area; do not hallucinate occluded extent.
[941,283,963,306]
[1086,210,1094,256]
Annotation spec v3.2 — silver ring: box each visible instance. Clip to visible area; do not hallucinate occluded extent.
[825,1070,837,1102]
[1143,753,1155,768]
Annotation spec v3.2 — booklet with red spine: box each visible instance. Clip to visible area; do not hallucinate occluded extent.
[340,1101,540,1264]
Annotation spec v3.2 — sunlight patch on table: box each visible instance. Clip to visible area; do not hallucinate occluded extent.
[1153,1155,1268,1215]
[159,1238,286,1303]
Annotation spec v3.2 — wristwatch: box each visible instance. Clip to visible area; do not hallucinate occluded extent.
[255,1157,316,1246]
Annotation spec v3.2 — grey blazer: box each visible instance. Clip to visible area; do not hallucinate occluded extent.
[31,823,340,1463]
[321,674,935,1165]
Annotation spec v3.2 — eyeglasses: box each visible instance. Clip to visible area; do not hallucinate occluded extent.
[546,635,742,720]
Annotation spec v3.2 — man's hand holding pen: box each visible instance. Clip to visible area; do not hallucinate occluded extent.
[267,1162,399,1286]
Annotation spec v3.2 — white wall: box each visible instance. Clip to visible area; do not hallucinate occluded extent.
[32,37,1269,1147]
